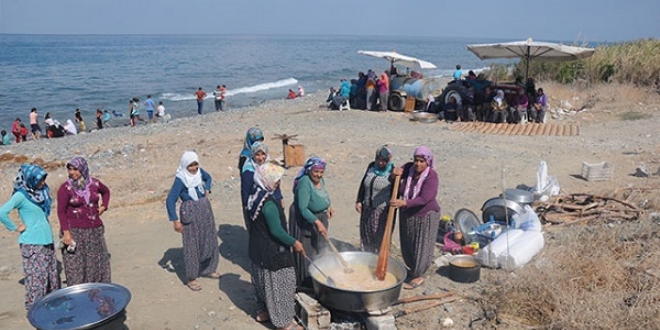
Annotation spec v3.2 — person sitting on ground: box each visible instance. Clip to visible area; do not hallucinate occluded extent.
[509,88,529,123]
[1,130,10,145]
[96,109,104,130]
[103,110,112,127]
[491,90,509,123]
[526,78,537,101]
[466,70,477,80]
[459,86,476,122]
[44,113,65,138]
[480,86,495,122]
[531,88,547,123]
[156,101,167,122]
[19,123,28,142]
[63,120,77,135]
[325,87,337,108]
[286,89,296,100]
[297,85,305,97]
[112,110,124,117]
[444,96,459,122]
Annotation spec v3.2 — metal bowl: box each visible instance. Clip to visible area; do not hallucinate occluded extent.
[410,111,439,123]
[448,254,481,283]
[481,197,525,223]
[309,251,407,312]
[500,188,534,205]
[28,283,131,330]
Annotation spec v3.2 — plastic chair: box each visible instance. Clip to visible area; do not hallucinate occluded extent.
[339,99,351,111]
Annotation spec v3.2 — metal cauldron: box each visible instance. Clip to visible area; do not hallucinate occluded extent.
[309,251,407,312]
[28,283,131,330]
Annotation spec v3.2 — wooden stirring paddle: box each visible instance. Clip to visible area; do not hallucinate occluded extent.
[375,173,402,281]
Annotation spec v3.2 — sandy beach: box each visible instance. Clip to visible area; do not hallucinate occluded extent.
[0,82,659,329]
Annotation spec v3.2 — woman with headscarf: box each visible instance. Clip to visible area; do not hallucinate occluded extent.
[166,151,219,291]
[355,145,396,253]
[247,162,304,329]
[391,146,441,289]
[57,157,111,286]
[238,127,265,171]
[490,89,509,123]
[289,156,333,288]
[0,164,59,310]
[241,142,284,229]
[378,72,390,111]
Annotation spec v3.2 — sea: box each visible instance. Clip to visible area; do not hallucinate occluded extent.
[0,34,513,127]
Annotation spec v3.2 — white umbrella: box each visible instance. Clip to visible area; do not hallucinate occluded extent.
[467,38,596,80]
[358,50,437,70]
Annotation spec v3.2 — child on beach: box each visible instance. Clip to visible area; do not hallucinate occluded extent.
[103,110,112,127]
[130,98,146,126]
[12,118,22,143]
[96,109,104,129]
[19,123,28,142]
[75,108,86,132]
[1,130,9,145]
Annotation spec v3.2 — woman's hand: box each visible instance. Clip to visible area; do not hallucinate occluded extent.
[62,230,74,245]
[98,205,107,216]
[173,220,183,233]
[355,202,362,213]
[327,207,334,219]
[390,199,407,208]
[15,224,26,233]
[392,167,403,176]
[315,220,327,237]
[292,240,305,256]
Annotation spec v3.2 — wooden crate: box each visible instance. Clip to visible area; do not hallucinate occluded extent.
[404,96,416,113]
[582,161,614,181]
[284,144,306,168]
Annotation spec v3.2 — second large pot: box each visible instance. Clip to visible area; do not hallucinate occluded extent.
[309,251,407,312]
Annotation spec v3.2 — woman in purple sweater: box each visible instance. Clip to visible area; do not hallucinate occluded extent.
[391,146,441,289]
[57,157,111,286]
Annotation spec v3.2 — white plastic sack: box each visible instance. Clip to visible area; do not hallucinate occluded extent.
[476,229,545,270]
[511,206,542,232]
[534,160,560,200]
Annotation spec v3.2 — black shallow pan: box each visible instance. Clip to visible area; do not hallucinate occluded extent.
[448,254,481,283]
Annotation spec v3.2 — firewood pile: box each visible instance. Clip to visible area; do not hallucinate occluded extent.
[534,190,653,226]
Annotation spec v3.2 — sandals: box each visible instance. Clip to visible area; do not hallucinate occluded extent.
[403,277,425,290]
[205,272,221,279]
[187,281,202,291]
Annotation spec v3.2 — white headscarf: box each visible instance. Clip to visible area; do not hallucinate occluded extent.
[494,90,505,107]
[175,151,204,201]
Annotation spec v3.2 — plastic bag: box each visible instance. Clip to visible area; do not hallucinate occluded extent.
[534,160,560,200]
[511,206,542,232]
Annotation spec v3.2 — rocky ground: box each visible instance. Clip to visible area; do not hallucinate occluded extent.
[0,83,659,329]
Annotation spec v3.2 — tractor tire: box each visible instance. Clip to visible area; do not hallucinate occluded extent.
[440,83,467,111]
[388,92,406,112]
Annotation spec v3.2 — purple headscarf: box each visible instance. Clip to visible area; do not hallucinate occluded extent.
[292,156,326,192]
[403,146,433,200]
[67,156,92,203]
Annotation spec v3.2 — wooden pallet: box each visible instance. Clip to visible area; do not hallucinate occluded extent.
[450,122,579,136]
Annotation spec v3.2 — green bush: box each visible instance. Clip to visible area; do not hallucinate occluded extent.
[512,39,660,87]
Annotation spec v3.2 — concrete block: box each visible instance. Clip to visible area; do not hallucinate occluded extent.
[295,293,330,330]
[365,314,397,330]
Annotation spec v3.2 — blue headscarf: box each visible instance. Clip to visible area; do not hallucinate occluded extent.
[241,142,269,174]
[240,127,264,159]
[372,145,393,177]
[293,156,326,192]
[13,164,52,216]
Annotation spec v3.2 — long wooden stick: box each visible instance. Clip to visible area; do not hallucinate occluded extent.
[394,296,459,318]
[375,173,402,281]
[393,291,456,305]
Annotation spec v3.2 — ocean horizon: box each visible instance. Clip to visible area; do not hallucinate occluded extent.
[0,34,513,129]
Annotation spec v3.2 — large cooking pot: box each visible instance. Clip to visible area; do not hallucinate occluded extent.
[481,197,525,223]
[309,251,407,312]
[28,283,131,330]
[500,189,534,205]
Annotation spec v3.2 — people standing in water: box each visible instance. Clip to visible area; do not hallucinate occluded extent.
[57,157,112,286]
[166,151,219,291]
[195,87,207,115]
[390,146,441,290]
[355,145,396,253]
[75,108,86,132]
[289,156,333,288]
[247,162,304,330]
[0,164,59,310]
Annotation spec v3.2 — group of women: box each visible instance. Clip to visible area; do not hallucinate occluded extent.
[0,125,441,330]
[0,157,112,310]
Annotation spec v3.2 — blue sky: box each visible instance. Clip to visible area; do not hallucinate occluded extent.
[0,0,658,42]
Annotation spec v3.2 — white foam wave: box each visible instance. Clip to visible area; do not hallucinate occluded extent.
[161,78,299,102]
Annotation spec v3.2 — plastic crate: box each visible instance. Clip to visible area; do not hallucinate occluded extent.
[581,161,614,181]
